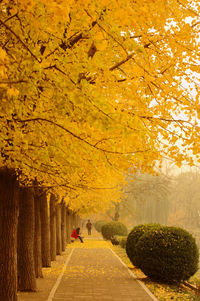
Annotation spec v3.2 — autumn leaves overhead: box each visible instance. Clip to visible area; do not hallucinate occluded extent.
[0,0,200,212]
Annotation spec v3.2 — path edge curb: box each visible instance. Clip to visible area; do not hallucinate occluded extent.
[47,248,74,301]
[109,247,159,301]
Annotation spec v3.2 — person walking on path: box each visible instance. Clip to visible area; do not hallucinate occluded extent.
[86,219,92,235]
[71,227,84,243]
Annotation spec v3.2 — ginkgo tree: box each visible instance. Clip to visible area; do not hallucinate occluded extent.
[1,0,200,300]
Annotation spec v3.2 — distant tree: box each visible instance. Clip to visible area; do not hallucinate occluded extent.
[122,172,171,226]
[168,171,200,230]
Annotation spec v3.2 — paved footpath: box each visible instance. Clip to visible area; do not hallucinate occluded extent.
[49,245,158,301]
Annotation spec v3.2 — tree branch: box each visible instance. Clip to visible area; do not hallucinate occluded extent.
[0,79,27,84]
[109,53,134,71]
[0,19,41,63]
[13,117,151,155]
[4,13,18,23]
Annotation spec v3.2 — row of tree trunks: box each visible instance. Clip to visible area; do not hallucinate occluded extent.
[0,169,80,301]
[18,192,79,294]
[50,198,76,257]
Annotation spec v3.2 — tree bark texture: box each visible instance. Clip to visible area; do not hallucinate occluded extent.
[76,215,81,227]
[56,203,62,255]
[66,209,72,243]
[40,192,51,267]
[72,213,77,229]
[34,192,43,278]
[50,194,56,261]
[17,187,36,291]
[0,168,19,301]
[61,202,66,251]
[70,211,74,231]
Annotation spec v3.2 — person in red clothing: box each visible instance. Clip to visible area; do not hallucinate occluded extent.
[71,227,84,243]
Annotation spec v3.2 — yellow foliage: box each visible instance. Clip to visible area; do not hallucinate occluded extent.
[7,88,19,97]
[0,0,200,212]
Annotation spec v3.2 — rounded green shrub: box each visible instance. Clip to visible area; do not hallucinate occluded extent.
[135,226,199,283]
[94,220,107,232]
[118,236,127,248]
[114,235,127,248]
[101,221,128,240]
[110,235,120,245]
[126,223,161,267]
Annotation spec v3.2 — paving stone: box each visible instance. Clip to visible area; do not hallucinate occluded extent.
[53,248,157,301]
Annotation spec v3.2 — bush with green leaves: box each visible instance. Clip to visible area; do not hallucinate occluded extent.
[117,236,127,248]
[110,235,120,245]
[101,221,128,240]
[94,220,107,232]
[126,223,161,267]
[135,226,199,283]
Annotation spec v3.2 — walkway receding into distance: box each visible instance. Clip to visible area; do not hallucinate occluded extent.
[48,239,158,301]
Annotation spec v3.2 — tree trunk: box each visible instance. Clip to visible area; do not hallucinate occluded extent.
[40,191,51,267]
[71,212,75,230]
[77,215,81,227]
[56,203,62,255]
[71,212,75,229]
[34,191,43,278]
[50,194,56,261]
[114,203,120,221]
[17,187,36,291]
[61,202,66,251]
[0,168,19,301]
[66,209,72,243]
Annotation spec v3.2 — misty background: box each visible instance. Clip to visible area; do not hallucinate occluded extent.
[95,164,200,248]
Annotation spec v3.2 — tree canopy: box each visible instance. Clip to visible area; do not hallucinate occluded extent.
[1,0,200,212]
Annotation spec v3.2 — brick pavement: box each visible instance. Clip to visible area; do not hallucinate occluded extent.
[51,247,157,301]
